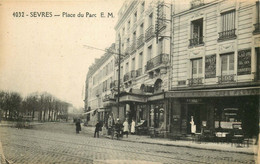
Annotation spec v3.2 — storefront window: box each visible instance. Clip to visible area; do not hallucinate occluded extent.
[150,103,164,128]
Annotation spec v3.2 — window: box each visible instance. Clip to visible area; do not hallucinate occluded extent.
[190,18,203,46]
[254,1,260,34]
[139,52,143,68]
[140,23,144,35]
[134,11,137,22]
[132,58,135,70]
[219,10,236,41]
[149,13,153,26]
[122,27,125,36]
[191,58,202,78]
[147,45,153,61]
[125,62,129,73]
[141,1,145,13]
[158,38,163,54]
[128,20,131,30]
[221,53,234,75]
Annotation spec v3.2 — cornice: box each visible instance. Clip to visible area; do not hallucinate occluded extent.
[115,0,138,30]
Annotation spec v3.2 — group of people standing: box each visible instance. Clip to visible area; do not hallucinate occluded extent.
[75,115,136,139]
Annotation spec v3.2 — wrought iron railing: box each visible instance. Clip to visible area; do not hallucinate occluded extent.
[146,53,169,71]
[253,23,260,34]
[124,46,131,56]
[123,72,130,82]
[145,25,155,42]
[218,29,236,41]
[217,74,236,83]
[188,77,203,86]
[136,68,142,77]
[137,34,144,49]
[189,36,204,46]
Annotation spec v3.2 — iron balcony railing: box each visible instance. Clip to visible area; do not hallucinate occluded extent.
[188,77,203,86]
[136,68,142,77]
[218,29,236,41]
[217,74,236,83]
[130,40,136,54]
[146,53,169,71]
[145,25,155,42]
[124,46,131,56]
[189,36,204,46]
[123,72,130,82]
[253,23,260,34]
[137,34,144,49]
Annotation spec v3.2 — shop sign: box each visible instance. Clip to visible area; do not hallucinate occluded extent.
[165,87,260,98]
[237,49,251,75]
[186,99,202,103]
[205,54,216,78]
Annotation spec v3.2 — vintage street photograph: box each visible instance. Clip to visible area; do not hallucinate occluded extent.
[0,0,259,163]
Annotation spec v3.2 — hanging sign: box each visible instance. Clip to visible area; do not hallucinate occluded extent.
[205,54,216,78]
[238,49,251,75]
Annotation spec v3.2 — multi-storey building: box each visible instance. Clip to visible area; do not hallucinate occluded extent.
[84,44,116,126]
[165,0,259,139]
[85,0,259,141]
[113,0,172,130]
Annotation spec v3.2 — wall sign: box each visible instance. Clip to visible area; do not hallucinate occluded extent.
[237,49,251,75]
[205,54,216,78]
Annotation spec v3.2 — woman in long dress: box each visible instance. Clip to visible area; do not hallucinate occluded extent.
[123,119,129,138]
[131,119,135,134]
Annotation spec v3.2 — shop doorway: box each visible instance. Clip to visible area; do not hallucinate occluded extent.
[187,104,205,134]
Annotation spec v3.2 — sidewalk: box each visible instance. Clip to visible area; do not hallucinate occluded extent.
[84,126,258,155]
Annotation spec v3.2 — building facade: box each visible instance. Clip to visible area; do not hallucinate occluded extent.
[166,0,259,139]
[85,0,259,140]
[84,44,116,126]
[113,0,172,130]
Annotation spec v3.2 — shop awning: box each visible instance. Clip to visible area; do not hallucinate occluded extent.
[119,94,147,103]
[165,86,260,98]
[98,108,111,112]
[83,109,97,115]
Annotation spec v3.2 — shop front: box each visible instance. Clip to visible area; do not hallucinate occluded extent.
[166,86,260,140]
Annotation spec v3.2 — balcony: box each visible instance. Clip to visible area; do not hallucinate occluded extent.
[218,29,237,41]
[145,25,155,42]
[218,74,236,84]
[253,23,260,34]
[130,40,136,54]
[188,77,203,86]
[124,46,131,56]
[189,36,204,47]
[190,0,204,9]
[137,34,144,49]
[146,53,169,72]
[136,68,142,77]
[123,72,130,82]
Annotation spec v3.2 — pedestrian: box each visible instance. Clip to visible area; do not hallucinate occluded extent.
[123,119,129,138]
[131,119,136,134]
[107,115,113,135]
[75,119,81,134]
[94,121,101,138]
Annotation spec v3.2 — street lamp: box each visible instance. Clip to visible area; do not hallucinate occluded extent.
[117,35,121,117]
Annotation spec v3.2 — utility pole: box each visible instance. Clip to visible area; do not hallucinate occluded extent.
[117,35,121,118]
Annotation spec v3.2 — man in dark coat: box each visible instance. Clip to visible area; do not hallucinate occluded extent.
[94,121,101,138]
[75,119,81,134]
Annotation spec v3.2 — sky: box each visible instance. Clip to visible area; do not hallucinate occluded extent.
[0,0,124,108]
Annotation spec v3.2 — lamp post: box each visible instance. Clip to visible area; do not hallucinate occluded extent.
[117,35,121,118]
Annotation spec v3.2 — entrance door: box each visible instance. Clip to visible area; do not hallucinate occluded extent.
[257,48,260,80]
[187,104,202,134]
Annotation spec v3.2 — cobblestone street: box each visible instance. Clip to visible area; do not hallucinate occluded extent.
[0,122,257,164]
